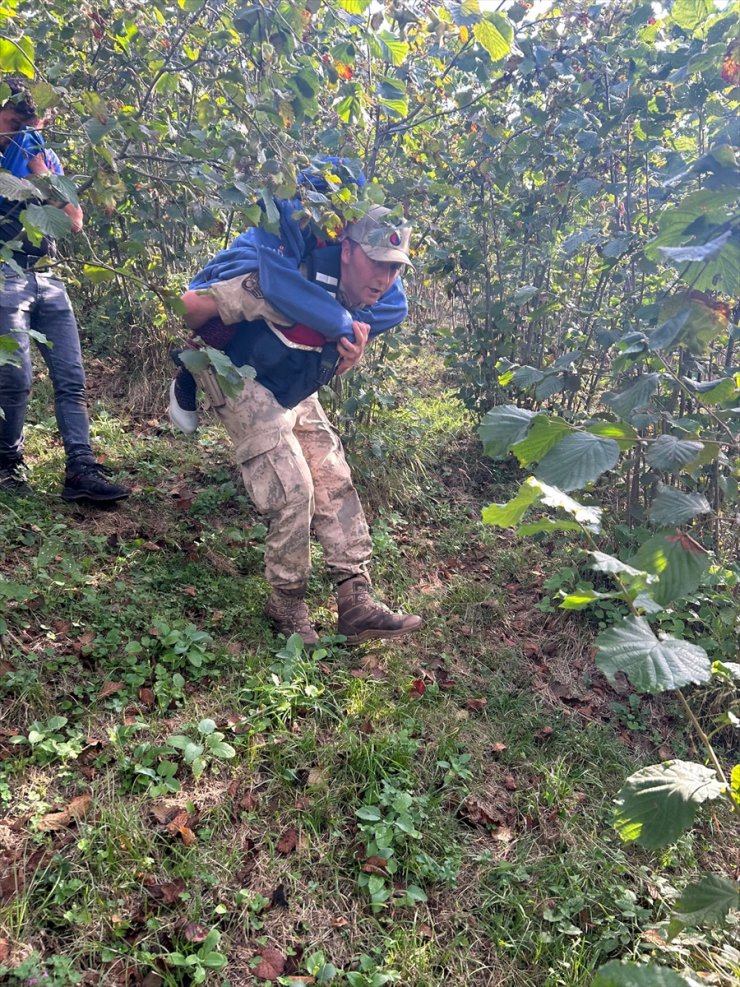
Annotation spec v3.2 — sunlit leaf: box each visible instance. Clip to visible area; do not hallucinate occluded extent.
[658,228,733,263]
[671,0,714,33]
[482,480,539,528]
[585,421,639,451]
[613,760,722,848]
[511,415,572,466]
[629,531,709,605]
[473,13,513,62]
[0,36,35,77]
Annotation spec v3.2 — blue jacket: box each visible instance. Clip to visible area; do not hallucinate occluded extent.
[190,194,408,408]
[1,130,64,260]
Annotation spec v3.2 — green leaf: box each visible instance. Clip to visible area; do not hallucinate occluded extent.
[0,36,35,77]
[29,80,58,113]
[648,310,691,352]
[473,13,513,62]
[183,741,204,763]
[590,552,650,580]
[356,806,382,821]
[649,485,711,526]
[603,374,660,417]
[674,874,740,927]
[645,435,703,472]
[613,760,723,848]
[585,421,639,452]
[482,479,539,528]
[478,405,537,459]
[732,765,740,807]
[682,374,739,405]
[593,959,694,986]
[511,415,573,466]
[671,0,713,33]
[595,615,711,693]
[0,173,41,202]
[658,229,733,264]
[533,478,602,529]
[646,189,738,261]
[21,204,72,240]
[512,285,538,306]
[208,740,236,758]
[377,30,409,66]
[535,432,620,492]
[82,265,116,284]
[560,590,603,610]
[629,532,709,605]
[517,518,582,536]
[337,0,373,12]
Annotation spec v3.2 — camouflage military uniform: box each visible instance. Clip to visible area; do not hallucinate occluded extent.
[205,371,372,591]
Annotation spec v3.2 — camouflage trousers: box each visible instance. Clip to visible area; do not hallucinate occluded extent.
[202,371,372,592]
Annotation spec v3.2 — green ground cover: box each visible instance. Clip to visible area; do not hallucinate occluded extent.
[0,382,736,986]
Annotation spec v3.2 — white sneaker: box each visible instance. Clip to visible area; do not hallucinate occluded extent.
[168,379,199,434]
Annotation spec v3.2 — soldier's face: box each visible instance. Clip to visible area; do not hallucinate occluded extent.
[340,239,404,308]
[0,108,29,149]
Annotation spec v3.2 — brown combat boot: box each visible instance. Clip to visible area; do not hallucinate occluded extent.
[337,576,422,645]
[265,588,319,646]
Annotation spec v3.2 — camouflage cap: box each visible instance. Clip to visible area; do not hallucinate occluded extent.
[345,205,413,267]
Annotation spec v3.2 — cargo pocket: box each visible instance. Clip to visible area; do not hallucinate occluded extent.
[236,429,312,517]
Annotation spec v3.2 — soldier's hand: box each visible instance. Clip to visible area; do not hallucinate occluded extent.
[336,321,370,376]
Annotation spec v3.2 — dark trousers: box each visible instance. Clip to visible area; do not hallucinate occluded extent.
[0,265,94,467]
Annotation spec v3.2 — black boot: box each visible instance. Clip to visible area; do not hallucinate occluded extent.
[62,462,129,503]
[0,458,32,497]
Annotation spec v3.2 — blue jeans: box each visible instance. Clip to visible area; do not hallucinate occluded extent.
[0,266,94,467]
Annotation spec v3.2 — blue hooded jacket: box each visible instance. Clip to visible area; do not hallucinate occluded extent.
[1,130,64,260]
[189,168,409,408]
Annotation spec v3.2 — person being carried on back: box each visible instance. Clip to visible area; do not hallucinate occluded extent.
[173,161,422,647]
[167,161,407,431]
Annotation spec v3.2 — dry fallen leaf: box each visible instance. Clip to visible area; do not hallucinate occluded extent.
[409,679,426,697]
[252,946,286,981]
[165,810,197,846]
[145,877,186,905]
[37,794,92,832]
[138,687,155,707]
[362,856,389,875]
[98,680,125,700]
[276,826,298,854]
[465,697,488,712]
[503,774,518,792]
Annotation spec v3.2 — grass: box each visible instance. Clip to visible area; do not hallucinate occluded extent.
[0,370,737,986]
